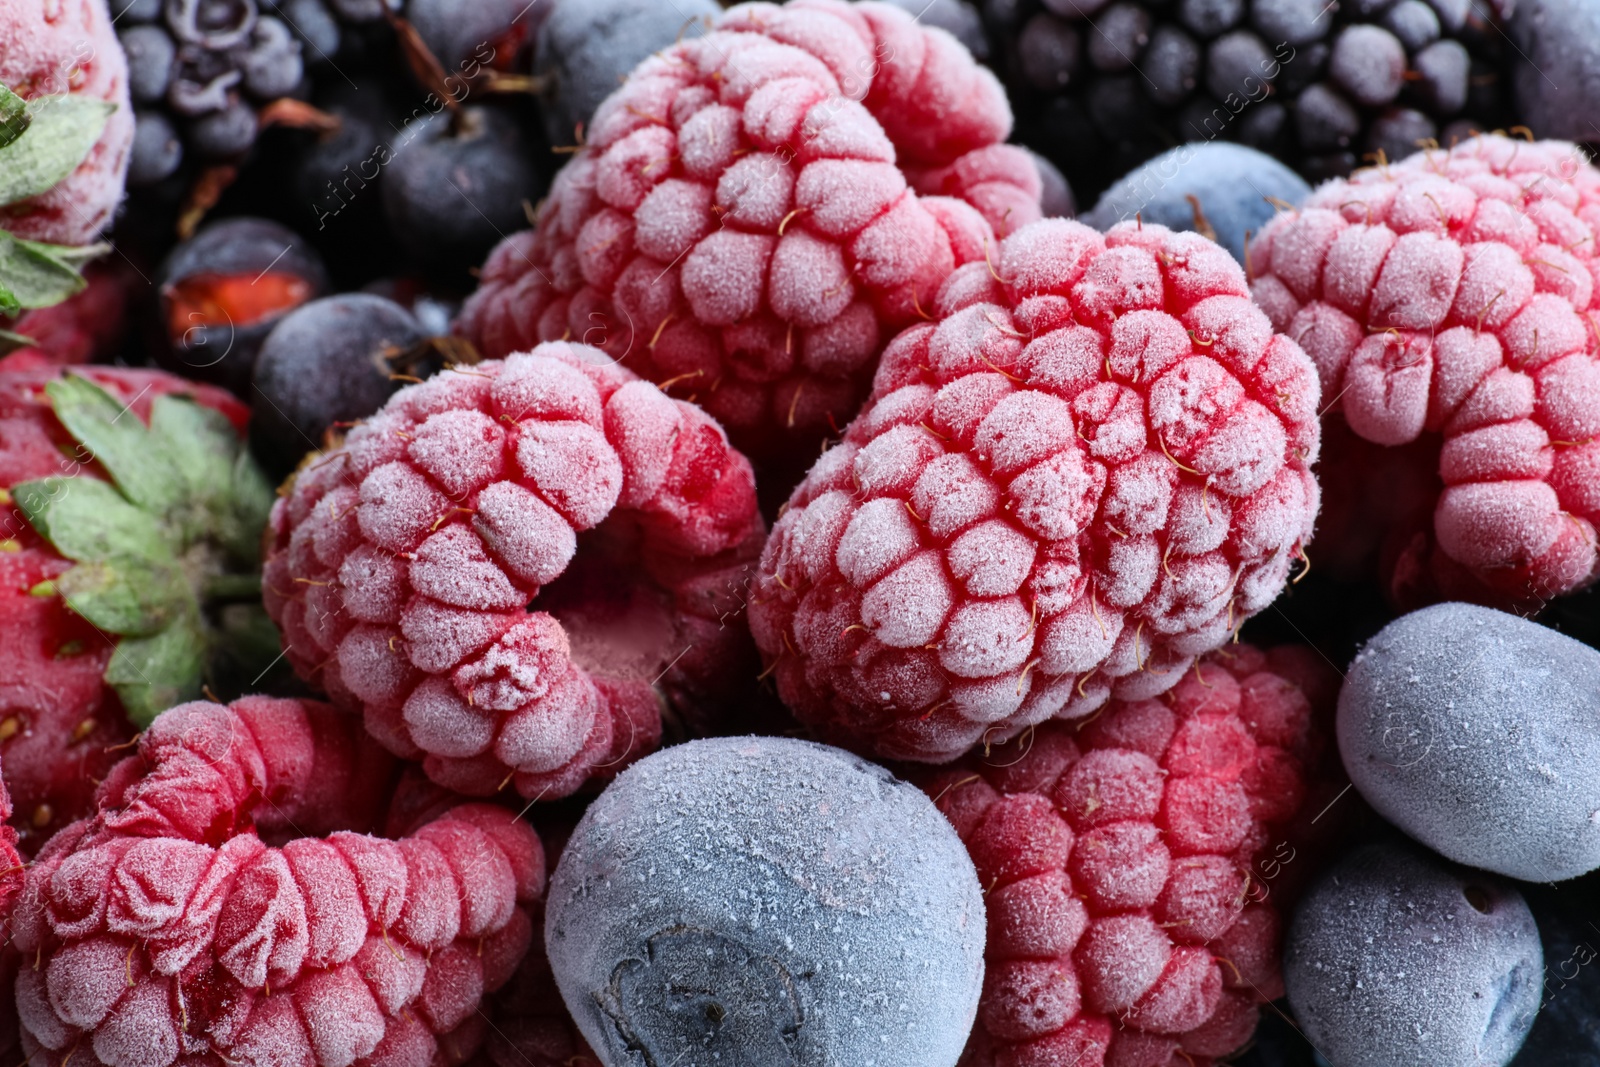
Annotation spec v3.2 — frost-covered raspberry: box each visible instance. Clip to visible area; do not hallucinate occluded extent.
[920,645,1333,1067]
[748,217,1321,761]
[263,342,764,800]
[455,0,1043,465]
[10,695,546,1067]
[1250,134,1600,609]
[0,0,133,246]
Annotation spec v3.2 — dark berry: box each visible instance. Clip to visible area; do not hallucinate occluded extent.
[263,0,341,61]
[998,0,1515,200]
[167,43,242,116]
[1251,0,1336,43]
[1145,23,1203,105]
[325,0,392,20]
[237,15,304,99]
[533,0,720,146]
[1084,141,1310,262]
[156,217,330,394]
[1018,12,1082,91]
[187,97,258,157]
[1089,1,1154,70]
[1509,0,1600,141]
[405,0,545,72]
[1180,0,1246,36]
[164,0,259,49]
[121,24,177,105]
[250,293,423,473]
[380,104,541,280]
[1512,879,1600,1067]
[1383,0,1442,48]
[1285,838,1542,1067]
[1329,23,1408,106]
[128,110,185,186]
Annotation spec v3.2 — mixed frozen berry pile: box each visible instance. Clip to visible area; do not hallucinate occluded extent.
[6,1,1600,1066]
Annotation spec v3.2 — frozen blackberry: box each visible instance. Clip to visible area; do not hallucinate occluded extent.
[987,0,1520,202]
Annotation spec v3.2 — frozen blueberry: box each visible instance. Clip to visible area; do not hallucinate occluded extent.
[325,0,393,20]
[250,293,422,472]
[1330,23,1408,107]
[545,737,985,1067]
[121,25,176,105]
[156,217,329,394]
[881,0,989,61]
[1285,837,1541,1067]
[380,104,540,279]
[1044,0,1114,15]
[263,0,340,62]
[165,0,259,50]
[1509,0,1600,140]
[237,16,304,99]
[1339,602,1600,882]
[406,0,546,73]
[188,98,258,157]
[1083,141,1311,262]
[1510,878,1600,1067]
[128,110,184,186]
[534,0,720,146]
[167,44,243,116]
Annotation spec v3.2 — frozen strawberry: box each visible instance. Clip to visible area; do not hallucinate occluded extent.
[262,341,765,802]
[455,0,1043,467]
[11,695,546,1067]
[0,263,138,373]
[919,645,1333,1067]
[0,365,272,852]
[1250,133,1600,610]
[0,0,132,248]
[748,217,1321,762]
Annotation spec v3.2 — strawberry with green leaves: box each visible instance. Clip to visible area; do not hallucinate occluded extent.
[0,365,274,851]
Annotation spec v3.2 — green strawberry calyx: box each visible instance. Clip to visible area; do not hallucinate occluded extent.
[0,80,116,318]
[12,374,277,727]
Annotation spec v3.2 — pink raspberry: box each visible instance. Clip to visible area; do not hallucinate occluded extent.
[747,217,1321,761]
[262,342,764,801]
[455,0,1042,467]
[919,645,1334,1067]
[1249,134,1600,609]
[0,0,132,246]
[10,695,546,1067]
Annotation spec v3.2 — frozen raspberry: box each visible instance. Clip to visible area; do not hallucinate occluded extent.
[455,0,1044,467]
[10,695,546,1067]
[0,0,133,246]
[918,645,1332,1067]
[747,216,1321,761]
[1249,133,1600,610]
[262,342,764,801]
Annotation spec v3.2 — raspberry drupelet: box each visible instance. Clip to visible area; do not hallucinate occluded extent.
[10,696,546,1067]
[262,342,764,801]
[1251,133,1600,610]
[920,645,1335,1067]
[455,0,1044,467]
[747,217,1321,762]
